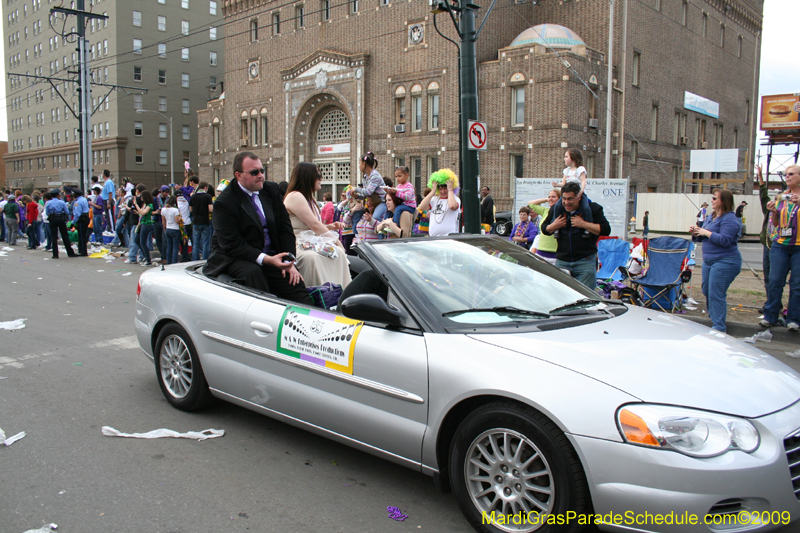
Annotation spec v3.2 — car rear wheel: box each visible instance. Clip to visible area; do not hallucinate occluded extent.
[155,323,213,411]
[495,222,512,237]
[449,402,588,533]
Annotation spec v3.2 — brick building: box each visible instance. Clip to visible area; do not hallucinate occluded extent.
[3,0,224,191]
[197,0,762,211]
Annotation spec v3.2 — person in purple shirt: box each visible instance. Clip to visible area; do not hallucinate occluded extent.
[509,206,539,248]
[689,189,742,333]
[90,185,106,243]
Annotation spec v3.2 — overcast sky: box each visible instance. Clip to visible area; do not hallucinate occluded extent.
[0,0,797,152]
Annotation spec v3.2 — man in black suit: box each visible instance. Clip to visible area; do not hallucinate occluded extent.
[204,152,312,305]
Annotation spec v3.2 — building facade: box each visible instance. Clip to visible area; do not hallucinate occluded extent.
[3,0,224,191]
[197,0,762,210]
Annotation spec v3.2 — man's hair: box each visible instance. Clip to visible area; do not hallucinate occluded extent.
[188,176,199,185]
[103,169,111,178]
[482,186,490,192]
[233,151,259,173]
[198,181,209,191]
[561,181,581,196]
[91,176,99,183]
[323,192,333,201]
[135,183,147,193]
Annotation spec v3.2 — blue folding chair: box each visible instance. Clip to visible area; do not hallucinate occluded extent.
[596,238,631,282]
[626,236,692,313]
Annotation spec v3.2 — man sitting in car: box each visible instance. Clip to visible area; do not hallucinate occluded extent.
[204,152,312,305]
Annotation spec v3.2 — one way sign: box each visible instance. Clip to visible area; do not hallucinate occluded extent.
[468,120,487,151]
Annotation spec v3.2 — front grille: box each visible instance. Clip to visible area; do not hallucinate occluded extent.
[784,428,800,500]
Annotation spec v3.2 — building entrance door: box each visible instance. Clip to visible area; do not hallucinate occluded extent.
[315,159,351,202]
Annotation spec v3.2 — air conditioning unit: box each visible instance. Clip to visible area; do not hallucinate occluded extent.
[679,136,689,146]
[701,141,709,149]
[588,118,599,128]
[240,139,248,147]
[394,124,405,133]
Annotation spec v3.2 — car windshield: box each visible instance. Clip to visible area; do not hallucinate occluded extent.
[371,237,600,324]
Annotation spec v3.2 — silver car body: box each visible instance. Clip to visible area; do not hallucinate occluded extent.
[135,238,800,533]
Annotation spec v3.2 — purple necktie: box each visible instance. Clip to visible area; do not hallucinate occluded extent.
[249,192,272,254]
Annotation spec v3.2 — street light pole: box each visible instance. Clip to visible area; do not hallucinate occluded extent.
[137,109,174,185]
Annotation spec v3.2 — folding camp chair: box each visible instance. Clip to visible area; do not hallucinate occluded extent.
[596,238,631,282]
[624,236,692,313]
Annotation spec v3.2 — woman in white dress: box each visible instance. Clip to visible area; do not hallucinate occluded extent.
[283,162,351,288]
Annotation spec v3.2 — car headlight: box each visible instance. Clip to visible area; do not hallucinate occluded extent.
[617,404,760,458]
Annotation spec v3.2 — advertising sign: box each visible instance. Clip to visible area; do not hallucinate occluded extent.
[513,178,629,238]
[760,94,800,131]
[689,149,740,173]
[684,91,720,119]
[277,306,363,375]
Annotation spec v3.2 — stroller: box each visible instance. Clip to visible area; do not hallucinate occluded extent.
[621,236,693,313]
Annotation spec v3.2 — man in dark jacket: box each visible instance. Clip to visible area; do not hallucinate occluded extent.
[204,152,311,304]
[541,181,611,289]
[480,186,495,232]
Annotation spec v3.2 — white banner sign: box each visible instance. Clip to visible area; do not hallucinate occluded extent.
[689,149,740,173]
[513,178,629,238]
[317,143,350,155]
[684,91,720,119]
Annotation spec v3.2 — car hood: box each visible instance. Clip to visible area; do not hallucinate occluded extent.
[468,306,800,418]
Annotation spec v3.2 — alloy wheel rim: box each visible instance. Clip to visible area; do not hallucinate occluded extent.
[465,428,554,532]
[159,334,193,399]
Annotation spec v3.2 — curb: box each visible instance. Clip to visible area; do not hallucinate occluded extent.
[682,315,798,343]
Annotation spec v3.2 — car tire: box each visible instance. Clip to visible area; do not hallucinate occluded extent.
[155,323,213,411]
[495,222,512,237]
[449,401,589,533]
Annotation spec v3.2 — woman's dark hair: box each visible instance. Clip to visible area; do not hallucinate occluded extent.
[361,151,378,169]
[323,192,333,201]
[385,191,403,210]
[43,192,52,201]
[286,162,321,203]
[519,206,532,215]
[365,193,381,211]
[383,176,394,187]
[140,190,154,205]
[716,189,735,214]
[567,147,583,167]
[166,195,178,208]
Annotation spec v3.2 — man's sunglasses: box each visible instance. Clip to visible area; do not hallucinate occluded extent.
[245,168,265,176]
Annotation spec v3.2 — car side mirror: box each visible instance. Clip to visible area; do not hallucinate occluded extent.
[340,294,405,326]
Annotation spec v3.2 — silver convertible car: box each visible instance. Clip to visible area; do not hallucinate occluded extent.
[135,235,800,533]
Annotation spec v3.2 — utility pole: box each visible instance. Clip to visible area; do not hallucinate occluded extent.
[51,2,107,192]
[431,0,494,234]
[11,7,143,192]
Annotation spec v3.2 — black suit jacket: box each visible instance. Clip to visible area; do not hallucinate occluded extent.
[204,179,297,278]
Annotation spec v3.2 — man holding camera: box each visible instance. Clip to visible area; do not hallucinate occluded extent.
[541,181,611,289]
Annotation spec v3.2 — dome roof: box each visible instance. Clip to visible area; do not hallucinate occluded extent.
[510,24,585,49]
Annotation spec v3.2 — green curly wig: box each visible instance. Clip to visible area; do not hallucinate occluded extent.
[427,168,459,190]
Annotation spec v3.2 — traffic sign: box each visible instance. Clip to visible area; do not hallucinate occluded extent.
[468,120,487,151]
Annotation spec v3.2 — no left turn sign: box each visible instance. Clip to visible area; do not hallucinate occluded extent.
[468,120,487,151]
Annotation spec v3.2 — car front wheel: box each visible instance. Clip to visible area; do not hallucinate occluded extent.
[449,402,589,533]
[155,323,213,411]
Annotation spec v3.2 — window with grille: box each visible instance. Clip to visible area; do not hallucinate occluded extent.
[317,110,351,142]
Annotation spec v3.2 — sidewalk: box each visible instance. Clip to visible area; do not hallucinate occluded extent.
[682,315,798,344]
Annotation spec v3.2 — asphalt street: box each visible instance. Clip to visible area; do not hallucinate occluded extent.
[684,241,764,271]
[1,244,799,533]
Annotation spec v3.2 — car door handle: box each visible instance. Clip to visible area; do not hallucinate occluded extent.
[250,321,274,337]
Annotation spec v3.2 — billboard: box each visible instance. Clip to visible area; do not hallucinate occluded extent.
[760,94,800,131]
[684,91,720,119]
